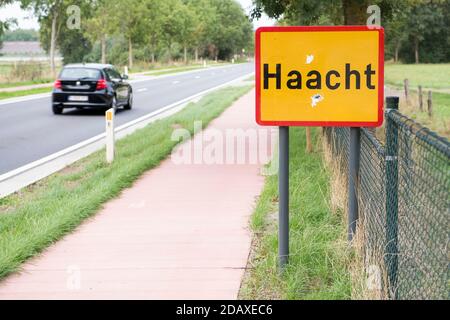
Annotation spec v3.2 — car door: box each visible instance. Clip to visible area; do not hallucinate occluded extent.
[111,67,128,103]
[106,68,126,103]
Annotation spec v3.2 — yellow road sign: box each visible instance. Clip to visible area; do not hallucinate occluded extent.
[256,26,384,127]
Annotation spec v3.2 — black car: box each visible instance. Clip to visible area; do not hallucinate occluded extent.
[52,63,133,114]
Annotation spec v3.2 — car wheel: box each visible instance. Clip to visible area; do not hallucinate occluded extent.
[52,104,63,115]
[111,96,118,112]
[124,91,133,110]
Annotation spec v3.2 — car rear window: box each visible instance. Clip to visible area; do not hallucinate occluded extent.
[59,68,102,80]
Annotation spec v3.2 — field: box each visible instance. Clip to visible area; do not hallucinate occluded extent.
[0,61,56,85]
[385,63,450,90]
[385,63,450,138]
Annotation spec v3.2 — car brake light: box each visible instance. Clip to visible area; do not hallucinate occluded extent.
[54,80,62,89]
[96,79,107,90]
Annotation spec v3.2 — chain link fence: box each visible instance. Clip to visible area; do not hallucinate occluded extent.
[323,101,449,300]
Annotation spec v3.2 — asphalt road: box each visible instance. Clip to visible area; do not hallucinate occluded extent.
[0,63,254,175]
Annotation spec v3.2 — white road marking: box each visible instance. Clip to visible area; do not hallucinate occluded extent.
[195,76,201,79]
[137,88,148,92]
[172,80,180,84]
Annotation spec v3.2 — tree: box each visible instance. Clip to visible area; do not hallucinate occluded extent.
[159,0,186,63]
[176,2,195,64]
[107,0,147,69]
[251,0,399,25]
[3,29,39,41]
[185,0,217,62]
[385,0,449,63]
[84,0,111,64]
[384,7,408,62]
[34,0,94,65]
[142,0,164,64]
[21,0,62,76]
[208,0,253,60]
[0,0,16,49]
[403,0,447,63]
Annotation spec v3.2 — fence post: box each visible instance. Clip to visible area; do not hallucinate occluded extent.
[418,86,423,111]
[348,127,360,241]
[403,79,409,100]
[385,96,399,299]
[305,128,312,153]
[427,91,433,117]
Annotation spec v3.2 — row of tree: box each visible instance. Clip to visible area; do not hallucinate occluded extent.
[252,0,449,63]
[1,28,39,41]
[0,0,254,76]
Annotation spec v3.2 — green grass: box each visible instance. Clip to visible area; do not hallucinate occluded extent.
[0,87,52,100]
[396,91,450,138]
[432,92,450,120]
[0,79,53,89]
[146,65,204,76]
[385,63,450,90]
[240,127,351,300]
[143,62,232,76]
[0,84,253,280]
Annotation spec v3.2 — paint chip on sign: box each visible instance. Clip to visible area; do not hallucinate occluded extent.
[311,94,324,107]
[306,54,314,64]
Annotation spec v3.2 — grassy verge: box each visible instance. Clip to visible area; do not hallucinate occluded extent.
[127,60,229,74]
[0,87,51,100]
[146,65,205,76]
[240,127,351,300]
[0,79,53,89]
[0,84,253,280]
[395,90,450,138]
[385,63,450,90]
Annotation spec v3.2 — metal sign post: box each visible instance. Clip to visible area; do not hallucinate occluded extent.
[278,126,289,270]
[255,26,385,269]
[348,127,361,241]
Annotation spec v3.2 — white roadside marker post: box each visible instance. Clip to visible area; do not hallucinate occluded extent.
[124,66,129,76]
[105,108,115,163]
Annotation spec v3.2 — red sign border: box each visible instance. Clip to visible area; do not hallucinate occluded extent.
[255,25,385,127]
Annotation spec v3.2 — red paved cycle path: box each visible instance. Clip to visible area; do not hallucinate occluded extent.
[0,89,273,299]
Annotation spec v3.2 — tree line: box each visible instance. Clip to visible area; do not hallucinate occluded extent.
[1,28,39,41]
[252,0,449,63]
[0,0,254,76]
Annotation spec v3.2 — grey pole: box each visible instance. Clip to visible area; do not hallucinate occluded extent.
[348,127,361,241]
[385,96,399,299]
[279,126,289,269]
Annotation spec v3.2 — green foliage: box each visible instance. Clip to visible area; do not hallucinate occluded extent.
[0,0,16,49]
[252,0,449,64]
[395,1,450,63]
[208,0,253,60]
[2,28,39,41]
[31,0,94,64]
[18,0,253,66]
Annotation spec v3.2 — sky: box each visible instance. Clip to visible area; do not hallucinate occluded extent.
[0,0,275,31]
